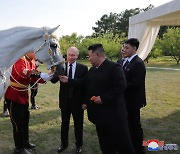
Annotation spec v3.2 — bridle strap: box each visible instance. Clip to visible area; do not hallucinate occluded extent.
[34,27,65,66]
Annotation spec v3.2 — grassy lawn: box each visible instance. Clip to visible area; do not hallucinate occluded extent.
[145,56,180,68]
[0,57,179,154]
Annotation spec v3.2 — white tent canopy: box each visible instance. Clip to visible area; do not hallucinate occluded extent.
[128,0,180,60]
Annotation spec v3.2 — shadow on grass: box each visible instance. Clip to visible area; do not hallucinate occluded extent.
[29,109,60,126]
[1,109,179,154]
[142,110,180,154]
[0,110,100,154]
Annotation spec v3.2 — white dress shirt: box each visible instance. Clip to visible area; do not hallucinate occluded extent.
[67,62,76,79]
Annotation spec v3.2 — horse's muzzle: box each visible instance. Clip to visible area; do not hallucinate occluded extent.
[50,62,65,76]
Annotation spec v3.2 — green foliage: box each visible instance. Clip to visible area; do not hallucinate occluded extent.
[59,33,84,56]
[92,12,120,35]
[92,5,153,37]
[79,33,126,60]
[158,26,180,38]
[92,9,140,37]
[160,28,180,65]
[117,8,140,36]
[149,37,163,58]
[60,33,126,60]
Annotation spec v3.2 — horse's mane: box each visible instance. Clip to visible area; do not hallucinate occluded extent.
[0,25,62,100]
[0,26,39,38]
[0,26,46,71]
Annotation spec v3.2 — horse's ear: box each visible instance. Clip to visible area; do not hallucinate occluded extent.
[48,25,60,34]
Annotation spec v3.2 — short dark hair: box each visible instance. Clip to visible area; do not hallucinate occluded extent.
[124,38,140,50]
[88,44,105,54]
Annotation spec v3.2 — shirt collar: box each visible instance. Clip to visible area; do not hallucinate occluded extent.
[68,61,76,67]
[127,54,137,62]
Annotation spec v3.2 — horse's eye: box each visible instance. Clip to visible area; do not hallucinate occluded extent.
[50,44,57,48]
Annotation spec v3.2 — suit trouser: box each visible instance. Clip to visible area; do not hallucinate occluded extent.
[6,99,30,149]
[60,104,84,147]
[3,99,8,113]
[30,82,38,106]
[96,122,135,154]
[127,107,145,154]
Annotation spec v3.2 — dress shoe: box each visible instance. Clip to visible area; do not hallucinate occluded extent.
[31,105,39,110]
[57,145,68,153]
[3,110,10,117]
[14,148,31,154]
[76,146,82,154]
[24,143,36,149]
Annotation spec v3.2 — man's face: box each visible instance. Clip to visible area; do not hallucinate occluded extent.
[67,49,78,64]
[121,43,136,58]
[88,50,98,67]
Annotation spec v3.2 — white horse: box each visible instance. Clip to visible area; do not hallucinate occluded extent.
[0,26,65,99]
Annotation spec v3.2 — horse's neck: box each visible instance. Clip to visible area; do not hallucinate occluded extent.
[0,38,42,73]
[0,27,44,73]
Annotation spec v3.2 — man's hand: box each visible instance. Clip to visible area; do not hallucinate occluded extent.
[29,70,41,78]
[82,104,87,110]
[90,96,103,104]
[40,73,54,81]
[59,75,69,83]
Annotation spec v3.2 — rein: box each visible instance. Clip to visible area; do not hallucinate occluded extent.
[0,27,64,92]
[34,27,65,68]
[8,69,47,92]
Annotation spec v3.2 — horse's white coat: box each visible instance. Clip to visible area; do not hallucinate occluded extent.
[0,26,64,99]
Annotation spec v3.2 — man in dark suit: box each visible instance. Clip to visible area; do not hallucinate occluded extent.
[83,44,134,154]
[118,38,146,154]
[117,50,127,68]
[51,47,88,154]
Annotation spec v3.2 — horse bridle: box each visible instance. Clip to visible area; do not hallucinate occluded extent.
[34,27,65,69]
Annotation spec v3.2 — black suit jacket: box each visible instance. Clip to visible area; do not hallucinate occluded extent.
[85,59,127,125]
[117,58,125,67]
[51,62,88,110]
[121,55,146,108]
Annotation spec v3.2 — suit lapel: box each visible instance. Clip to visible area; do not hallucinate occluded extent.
[74,63,78,78]
[125,55,138,72]
[65,63,68,76]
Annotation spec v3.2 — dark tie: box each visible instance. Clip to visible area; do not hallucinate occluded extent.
[68,64,72,79]
[123,60,129,70]
[121,59,125,66]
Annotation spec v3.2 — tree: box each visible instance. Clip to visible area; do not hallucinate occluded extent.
[116,8,140,36]
[145,37,163,63]
[79,33,126,60]
[92,5,153,37]
[92,13,119,35]
[59,33,84,56]
[158,26,180,38]
[59,33,127,60]
[160,28,180,65]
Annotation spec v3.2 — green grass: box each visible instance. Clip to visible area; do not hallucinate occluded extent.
[145,56,180,68]
[0,57,180,154]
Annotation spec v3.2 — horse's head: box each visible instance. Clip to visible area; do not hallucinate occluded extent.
[0,26,66,100]
[34,26,65,75]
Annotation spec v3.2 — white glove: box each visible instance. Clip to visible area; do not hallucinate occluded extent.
[40,73,53,81]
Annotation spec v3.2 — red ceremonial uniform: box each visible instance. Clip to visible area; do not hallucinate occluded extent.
[5,55,45,152]
[5,56,43,105]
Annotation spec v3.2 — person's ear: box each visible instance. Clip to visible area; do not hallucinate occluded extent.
[96,52,99,57]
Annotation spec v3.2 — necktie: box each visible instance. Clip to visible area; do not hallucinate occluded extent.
[121,59,125,66]
[123,60,129,70]
[68,64,72,79]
